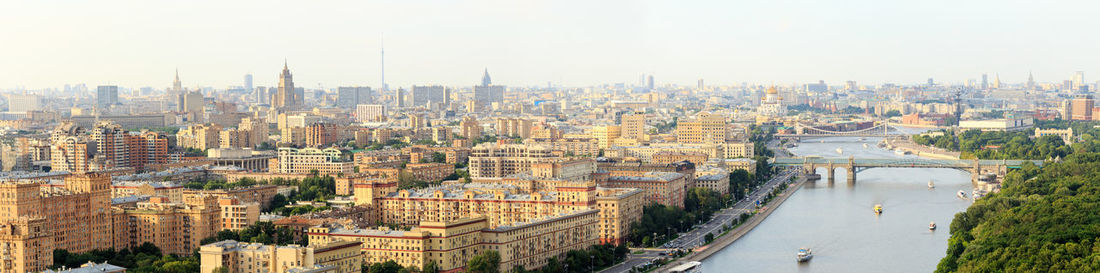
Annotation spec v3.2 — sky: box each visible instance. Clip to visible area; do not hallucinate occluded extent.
[2,0,1100,90]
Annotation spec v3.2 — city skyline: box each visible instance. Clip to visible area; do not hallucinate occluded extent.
[3,0,1100,89]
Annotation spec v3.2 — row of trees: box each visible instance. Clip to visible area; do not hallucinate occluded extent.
[912,129,1071,159]
[936,153,1100,272]
[201,221,300,246]
[360,244,627,273]
[628,188,730,247]
[52,243,198,273]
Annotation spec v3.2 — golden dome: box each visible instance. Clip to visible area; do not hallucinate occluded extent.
[767,86,779,94]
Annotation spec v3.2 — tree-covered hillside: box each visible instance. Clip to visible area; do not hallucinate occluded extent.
[936,153,1100,272]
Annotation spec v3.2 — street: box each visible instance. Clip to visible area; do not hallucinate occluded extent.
[599,167,798,273]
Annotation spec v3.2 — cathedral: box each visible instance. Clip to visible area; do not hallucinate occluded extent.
[756,86,788,124]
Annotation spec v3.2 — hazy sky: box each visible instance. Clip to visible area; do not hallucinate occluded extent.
[2,0,1100,90]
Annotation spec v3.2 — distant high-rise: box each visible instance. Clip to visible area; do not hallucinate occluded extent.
[845,81,858,91]
[96,85,119,108]
[8,94,43,113]
[1071,95,1094,121]
[396,88,407,108]
[474,69,505,105]
[647,75,655,90]
[178,91,204,122]
[1072,71,1085,91]
[993,73,1001,89]
[172,69,183,93]
[337,87,373,110]
[244,74,253,91]
[805,80,827,93]
[697,79,704,90]
[1027,71,1036,90]
[355,104,385,123]
[621,112,646,140]
[481,68,492,86]
[273,61,301,110]
[411,85,448,107]
[981,74,989,89]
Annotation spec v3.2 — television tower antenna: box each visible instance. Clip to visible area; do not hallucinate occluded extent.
[380,34,386,92]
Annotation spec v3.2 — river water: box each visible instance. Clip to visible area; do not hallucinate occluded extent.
[701,136,972,273]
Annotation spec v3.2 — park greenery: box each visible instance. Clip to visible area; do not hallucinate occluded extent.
[185,175,338,216]
[52,243,198,273]
[202,221,300,246]
[912,129,1071,160]
[909,120,1100,160]
[511,244,629,273]
[629,187,729,247]
[936,152,1100,272]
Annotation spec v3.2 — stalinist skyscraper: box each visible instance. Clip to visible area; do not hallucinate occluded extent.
[273,60,300,110]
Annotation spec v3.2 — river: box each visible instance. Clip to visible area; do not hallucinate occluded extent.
[701,136,972,273]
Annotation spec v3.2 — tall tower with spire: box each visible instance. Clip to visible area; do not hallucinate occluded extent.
[275,60,298,110]
[474,68,504,105]
[481,68,492,87]
[1027,71,1036,90]
[172,69,182,92]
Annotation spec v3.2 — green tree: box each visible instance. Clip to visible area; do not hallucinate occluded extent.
[423,261,440,273]
[467,250,502,273]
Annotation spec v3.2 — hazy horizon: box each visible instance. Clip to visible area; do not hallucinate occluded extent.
[3,0,1100,90]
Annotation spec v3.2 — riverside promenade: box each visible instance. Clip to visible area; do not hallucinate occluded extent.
[884,137,961,159]
[652,174,808,272]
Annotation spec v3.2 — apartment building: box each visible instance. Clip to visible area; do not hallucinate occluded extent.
[219,198,260,231]
[596,172,687,208]
[111,181,184,203]
[113,195,221,255]
[199,240,357,273]
[355,181,640,245]
[676,112,726,144]
[468,143,555,179]
[273,147,354,175]
[307,210,599,272]
[524,137,600,157]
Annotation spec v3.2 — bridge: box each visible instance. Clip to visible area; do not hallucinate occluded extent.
[774,122,912,139]
[772,157,1044,184]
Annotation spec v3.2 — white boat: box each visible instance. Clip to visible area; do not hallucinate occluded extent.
[929,221,937,230]
[863,143,870,148]
[957,190,968,199]
[836,147,843,154]
[797,248,813,263]
[928,180,935,189]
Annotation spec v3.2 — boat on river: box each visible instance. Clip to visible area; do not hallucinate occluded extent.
[836,147,844,154]
[797,248,814,263]
[668,261,702,273]
[873,204,884,214]
[928,180,935,189]
[929,221,937,230]
[957,190,968,199]
[863,143,870,148]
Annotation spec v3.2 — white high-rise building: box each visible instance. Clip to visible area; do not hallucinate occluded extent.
[355,104,385,122]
